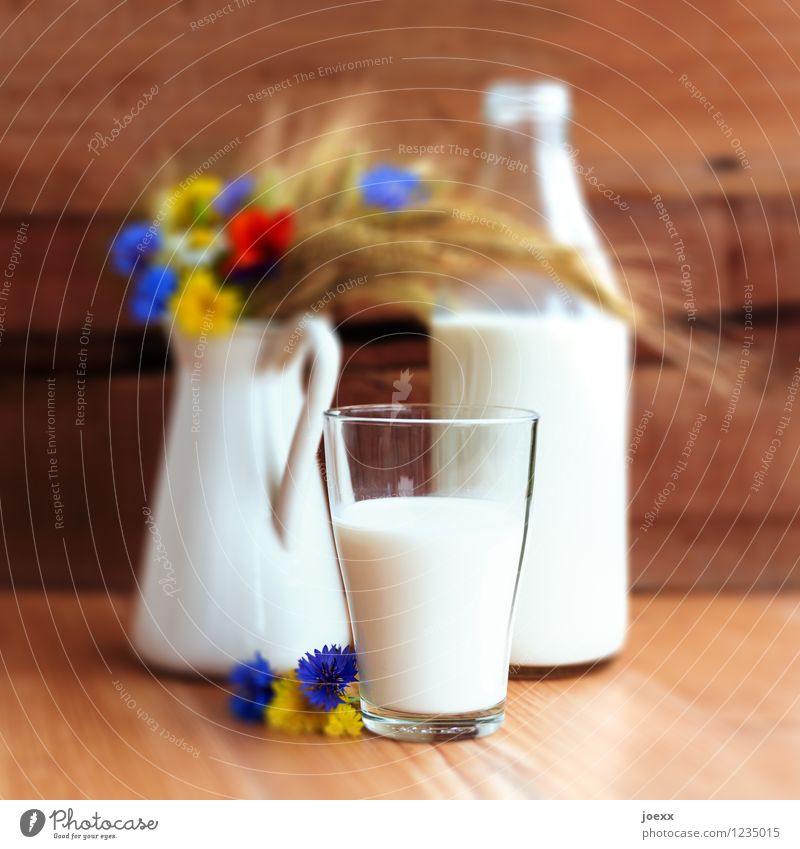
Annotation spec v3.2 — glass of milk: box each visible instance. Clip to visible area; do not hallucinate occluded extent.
[323,403,538,742]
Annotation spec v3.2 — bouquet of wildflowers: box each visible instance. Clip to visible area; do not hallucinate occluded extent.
[110,173,298,335]
[109,124,630,335]
[229,645,363,738]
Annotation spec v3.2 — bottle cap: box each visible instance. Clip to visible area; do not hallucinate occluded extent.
[484,80,571,124]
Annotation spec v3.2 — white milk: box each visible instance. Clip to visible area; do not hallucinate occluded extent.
[332,496,525,714]
[431,310,629,668]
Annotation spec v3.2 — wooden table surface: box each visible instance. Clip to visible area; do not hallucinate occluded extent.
[1,591,798,800]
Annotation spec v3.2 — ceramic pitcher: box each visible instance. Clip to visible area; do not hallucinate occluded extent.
[131,317,351,675]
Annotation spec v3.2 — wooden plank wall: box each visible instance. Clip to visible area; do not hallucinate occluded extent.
[1,0,799,590]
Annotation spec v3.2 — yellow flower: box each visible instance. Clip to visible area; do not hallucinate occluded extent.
[323,702,363,738]
[265,672,327,735]
[185,227,218,250]
[163,176,224,229]
[169,269,241,336]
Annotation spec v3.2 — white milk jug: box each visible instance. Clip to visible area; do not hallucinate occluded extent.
[431,81,630,673]
[131,317,351,675]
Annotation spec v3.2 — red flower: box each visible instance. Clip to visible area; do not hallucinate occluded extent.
[225,208,294,273]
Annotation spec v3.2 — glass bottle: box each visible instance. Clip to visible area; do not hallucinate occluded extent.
[430,80,630,674]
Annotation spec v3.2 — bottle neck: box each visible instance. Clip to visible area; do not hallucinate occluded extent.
[482,116,568,231]
[482,109,617,295]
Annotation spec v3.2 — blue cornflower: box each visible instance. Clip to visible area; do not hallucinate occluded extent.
[229,652,276,723]
[111,222,160,275]
[359,164,424,211]
[296,645,358,711]
[214,175,256,217]
[129,265,178,324]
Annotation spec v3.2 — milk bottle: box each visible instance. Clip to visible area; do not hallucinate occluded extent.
[430,81,631,672]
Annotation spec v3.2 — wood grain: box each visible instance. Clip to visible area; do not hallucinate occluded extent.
[0,590,797,799]
[3,0,800,212]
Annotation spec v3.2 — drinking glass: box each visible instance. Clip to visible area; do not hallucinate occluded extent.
[323,403,538,742]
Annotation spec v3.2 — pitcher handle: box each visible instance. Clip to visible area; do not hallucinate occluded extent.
[273,318,341,547]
